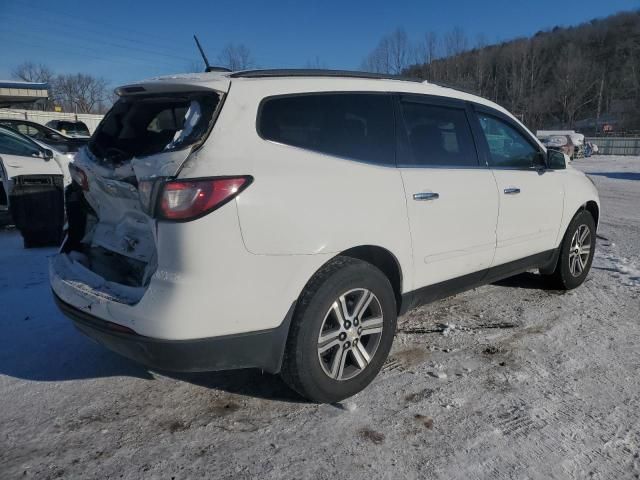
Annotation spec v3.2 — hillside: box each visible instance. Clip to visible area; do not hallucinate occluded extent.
[404,11,640,133]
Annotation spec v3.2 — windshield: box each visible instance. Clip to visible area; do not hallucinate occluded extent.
[57,122,90,136]
[89,92,220,166]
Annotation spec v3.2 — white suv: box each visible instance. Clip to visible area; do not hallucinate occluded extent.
[51,70,600,402]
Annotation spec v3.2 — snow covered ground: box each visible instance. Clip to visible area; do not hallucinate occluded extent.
[1,155,639,479]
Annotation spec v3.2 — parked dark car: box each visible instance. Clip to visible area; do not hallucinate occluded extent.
[0,119,89,155]
[45,120,91,138]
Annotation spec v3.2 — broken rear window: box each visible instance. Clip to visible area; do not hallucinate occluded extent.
[89,92,220,166]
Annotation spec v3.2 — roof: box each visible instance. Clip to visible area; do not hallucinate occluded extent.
[0,80,49,90]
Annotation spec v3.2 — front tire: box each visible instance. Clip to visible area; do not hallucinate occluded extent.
[281,257,397,403]
[543,210,596,290]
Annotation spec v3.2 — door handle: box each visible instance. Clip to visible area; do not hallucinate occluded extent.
[413,192,439,201]
[503,187,521,195]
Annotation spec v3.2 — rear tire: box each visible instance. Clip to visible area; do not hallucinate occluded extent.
[542,210,596,290]
[281,257,397,403]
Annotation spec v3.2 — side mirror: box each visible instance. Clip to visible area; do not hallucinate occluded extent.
[532,151,547,169]
[547,149,567,170]
[42,148,54,161]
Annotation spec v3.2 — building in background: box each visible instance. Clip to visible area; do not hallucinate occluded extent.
[0,80,49,108]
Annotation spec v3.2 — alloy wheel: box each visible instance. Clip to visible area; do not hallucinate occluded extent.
[316,288,384,381]
[569,224,592,277]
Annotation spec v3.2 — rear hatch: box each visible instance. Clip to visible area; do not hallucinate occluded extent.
[56,84,225,304]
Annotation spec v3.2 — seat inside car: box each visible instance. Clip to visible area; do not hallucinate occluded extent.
[410,123,446,164]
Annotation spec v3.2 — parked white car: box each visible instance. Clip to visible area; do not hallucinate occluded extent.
[0,126,65,246]
[50,70,600,402]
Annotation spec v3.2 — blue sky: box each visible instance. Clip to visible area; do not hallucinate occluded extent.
[1,0,638,87]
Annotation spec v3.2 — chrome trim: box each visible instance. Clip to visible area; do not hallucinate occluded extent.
[413,192,440,201]
[397,164,488,170]
[503,188,521,195]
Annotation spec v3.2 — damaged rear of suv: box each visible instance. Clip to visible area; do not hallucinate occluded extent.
[50,75,264,368]
[59,88,223,302]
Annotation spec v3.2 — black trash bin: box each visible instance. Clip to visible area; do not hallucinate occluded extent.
[9,174,65,248]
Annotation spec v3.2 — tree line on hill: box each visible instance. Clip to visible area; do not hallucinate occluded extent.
[363,11,640,133]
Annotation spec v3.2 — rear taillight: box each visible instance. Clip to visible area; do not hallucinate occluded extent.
[157,176,252,221]
[138,179,155,213]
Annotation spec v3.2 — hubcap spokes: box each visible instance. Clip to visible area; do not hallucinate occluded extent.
[317,288,383,381]
[568,224,592,277]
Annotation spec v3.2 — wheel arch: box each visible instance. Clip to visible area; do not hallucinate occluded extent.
[338,245,404,313]
[583,200,599,228]
[544,201,599,275]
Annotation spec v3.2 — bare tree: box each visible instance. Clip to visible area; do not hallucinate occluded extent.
[186,59,206,73]
[217,44,254,71]
[555,44,597,126]
[361,28,412,75]
[425,31,439,64]
[11,62,57,110]
[12,62,116,113]
[474,34,489,95]
[441,27,469,81]
[414,31,440,80]
[305,56,328,69]
[12,62,55,84]
[388,28,410,73]
[54,73,109,113]
[361,38,391,73]
[444,27,469,57]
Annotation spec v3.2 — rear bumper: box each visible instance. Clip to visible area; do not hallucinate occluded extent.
[53,291,294,374]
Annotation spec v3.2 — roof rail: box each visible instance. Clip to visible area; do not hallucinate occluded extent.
[422,79,477,96]
[205,66,232,73]
[229,69,423,82]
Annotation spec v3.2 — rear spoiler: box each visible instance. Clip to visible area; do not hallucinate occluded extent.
[115,75,231,97]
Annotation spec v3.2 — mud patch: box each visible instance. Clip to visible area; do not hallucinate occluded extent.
[475,322,517,330]
[166,420,190,434]
[382,347,430,373]
[209,399,241,417]
[405,388,434,403]
[400,325,447,334]
[358,428,385,444]
[400,321,517,335]
[414,414,434,429]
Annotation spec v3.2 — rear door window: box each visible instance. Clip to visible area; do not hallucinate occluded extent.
[259,93,394,166]
[90,92,220,165]
[398,100,478,167]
